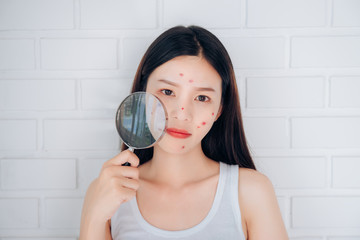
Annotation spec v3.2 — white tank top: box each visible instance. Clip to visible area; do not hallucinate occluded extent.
[111,162,246,240]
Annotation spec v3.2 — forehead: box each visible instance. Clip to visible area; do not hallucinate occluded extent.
[147,55,222,88]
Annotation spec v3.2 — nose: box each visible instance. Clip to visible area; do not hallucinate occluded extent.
[169,100,193,122]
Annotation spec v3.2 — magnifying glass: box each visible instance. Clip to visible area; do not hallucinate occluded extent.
[115,92,168,166]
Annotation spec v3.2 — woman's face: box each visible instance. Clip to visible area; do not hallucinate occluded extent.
[146,55,222,153]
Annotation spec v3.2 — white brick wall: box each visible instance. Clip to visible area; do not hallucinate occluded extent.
[291,36,360,68]
[163,0,242,28]
[0,80,76,110]
[122,38,155,70]
[247,0,326,28]
[0,120,37,150]
[330,76,360,107]
[1,0,360,239]
[329,238,360,240]
[80,0,157,29]
[243,117,290,148]
[1,159,76,189]
[221,37,286,69]
[43,119,119,150]
[0,0,74,30]
[292,197,360,228]
[0,199,38,228]
[333,0,360,27]
[0,39,35,70]
[78,158,107,193]
[255,157,326,189]
[45,198,83,229]
[246,77,325,108]
[81,79,132,110]
[332,157,360,188]
[292,117,360,148]
[41,39,118,70]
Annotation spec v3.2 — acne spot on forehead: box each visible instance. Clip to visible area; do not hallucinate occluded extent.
[182,146,185,149]
[179,73,184,77]
[202,122,206,125]
[189,79,194,83]
[197,126,200,128]
[181,107,184,110]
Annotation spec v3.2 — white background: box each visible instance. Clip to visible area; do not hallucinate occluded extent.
[0,0,360,239]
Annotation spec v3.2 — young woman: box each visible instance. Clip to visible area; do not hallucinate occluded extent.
[80,26,288,240]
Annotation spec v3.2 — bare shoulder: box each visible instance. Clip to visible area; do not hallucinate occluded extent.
[237,168,275,225]
[237,168,289,240]
[238,168,274,198]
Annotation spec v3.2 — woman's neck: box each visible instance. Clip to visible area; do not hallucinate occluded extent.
[139,144,218,188]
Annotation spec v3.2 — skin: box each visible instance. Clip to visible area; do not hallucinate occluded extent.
[79,55,288,240]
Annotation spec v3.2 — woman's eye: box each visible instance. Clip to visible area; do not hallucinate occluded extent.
[161,89,173,96]
[197,95,210,102]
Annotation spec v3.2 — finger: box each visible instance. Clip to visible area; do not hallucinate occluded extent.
[101,165,139,180]
[117,166,139,180]
[120,177,140,191]
[103,150,140,168]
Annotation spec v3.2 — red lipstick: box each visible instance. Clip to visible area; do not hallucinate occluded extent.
[166,128,192,139]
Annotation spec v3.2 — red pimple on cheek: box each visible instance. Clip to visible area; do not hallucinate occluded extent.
[179,73,184,77]
[182,146,185,149]
[181,107,184,110]
[202,122,206,125]
[189,79,194,83]
[197,126,200,128]
[212,112,214,116]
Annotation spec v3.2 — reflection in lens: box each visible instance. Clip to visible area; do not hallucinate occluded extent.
[116,92,167,149]
[146,94,166,141]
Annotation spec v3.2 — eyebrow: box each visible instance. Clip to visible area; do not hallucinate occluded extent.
[158,79,216,92]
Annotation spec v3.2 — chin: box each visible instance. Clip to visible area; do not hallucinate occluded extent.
[155,136,200,155]
[156,142,188,154]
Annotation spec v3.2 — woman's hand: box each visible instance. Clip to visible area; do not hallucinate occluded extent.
[79,150,140,239]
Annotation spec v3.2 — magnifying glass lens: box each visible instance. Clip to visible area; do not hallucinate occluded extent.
[115,92,167,150]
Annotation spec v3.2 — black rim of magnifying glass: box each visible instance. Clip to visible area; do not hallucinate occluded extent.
[115,91,168,150]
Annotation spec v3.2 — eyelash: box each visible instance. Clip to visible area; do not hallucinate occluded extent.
[161,89,174,96]
[196,95,210,102]
[160,89,211,102]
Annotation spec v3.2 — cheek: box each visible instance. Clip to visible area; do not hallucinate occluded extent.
[195,111,217,130]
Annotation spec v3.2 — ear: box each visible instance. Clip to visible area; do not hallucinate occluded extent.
[215,105,222,121]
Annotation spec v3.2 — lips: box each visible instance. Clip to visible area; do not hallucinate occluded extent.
[166,128,192,139]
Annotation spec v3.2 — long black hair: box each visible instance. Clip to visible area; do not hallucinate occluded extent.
[122,25,256,170]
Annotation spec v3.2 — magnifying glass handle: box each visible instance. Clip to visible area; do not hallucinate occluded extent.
[122,147,134,166]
